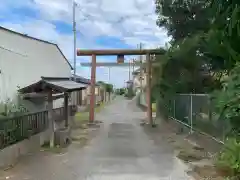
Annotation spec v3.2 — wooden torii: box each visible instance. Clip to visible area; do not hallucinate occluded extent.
[77,49,163,126]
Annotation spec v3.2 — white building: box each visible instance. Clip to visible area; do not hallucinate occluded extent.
[72,75,105,106]
[132,67,147,93]
[132,66,148,106]
[0,26,73,112]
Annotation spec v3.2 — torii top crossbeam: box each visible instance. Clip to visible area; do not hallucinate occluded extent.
[77,49,164,56]
[80,62,143,67]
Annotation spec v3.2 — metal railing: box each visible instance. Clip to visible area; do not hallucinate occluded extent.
[168,94,227,143]
[0,110,48,149]
[0,105,77,149]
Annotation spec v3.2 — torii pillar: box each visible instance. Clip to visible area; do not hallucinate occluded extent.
[146,53,153,125]
[89,54,96,123]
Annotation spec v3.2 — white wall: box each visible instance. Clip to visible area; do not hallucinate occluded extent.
[133,73,147,92]
[0,29,72,110]
[81,86,102,105]
[140,92,147,107]
[70,85,102,107]
[0,129,50,169]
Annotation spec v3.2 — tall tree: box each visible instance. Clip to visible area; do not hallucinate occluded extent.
[155,0,212,42]
[154,0,229,94]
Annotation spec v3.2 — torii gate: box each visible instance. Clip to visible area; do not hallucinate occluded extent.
[77,49,163,126]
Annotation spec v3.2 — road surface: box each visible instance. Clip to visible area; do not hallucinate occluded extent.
[0,97,193,180]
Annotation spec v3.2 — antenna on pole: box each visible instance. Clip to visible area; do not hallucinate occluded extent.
[73,1,77,81]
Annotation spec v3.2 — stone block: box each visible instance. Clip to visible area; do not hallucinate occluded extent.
[54,128,71,148]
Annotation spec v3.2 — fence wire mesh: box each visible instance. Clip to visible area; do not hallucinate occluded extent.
[169,94,227,142]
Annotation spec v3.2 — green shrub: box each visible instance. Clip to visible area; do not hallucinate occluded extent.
[0,99,28,118]
[216,138,240,175]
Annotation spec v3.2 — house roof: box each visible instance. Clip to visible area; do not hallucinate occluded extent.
[22,92,64,100]
[126,80,133,83]
[0,26,73,70]
[72,74,91,85]
[132,68,141,75]
[18,77,87,94]
[72,74,100,86]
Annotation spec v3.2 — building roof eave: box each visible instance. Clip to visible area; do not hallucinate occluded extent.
[18,77,87,94]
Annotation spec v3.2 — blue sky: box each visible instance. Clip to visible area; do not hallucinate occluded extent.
[0,0,169,88]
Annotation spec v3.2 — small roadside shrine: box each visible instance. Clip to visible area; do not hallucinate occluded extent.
[18,77,87,147]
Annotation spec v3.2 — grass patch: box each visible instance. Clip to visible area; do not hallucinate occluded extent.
[71,135,88,142]
[71,126,98,148]
[40,142,64,154]
[75,102,106,122]
[187,165,227,180]
[71,134,89,148]
[177,149,204,163]
[163,132,207,163]
[75,112,89,122]
[96,102,105,112]
[152,103,156,112]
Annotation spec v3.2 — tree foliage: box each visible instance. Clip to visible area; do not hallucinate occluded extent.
[209,1,240,134]
[154,0,218,97]
[154,0,240,175]
[155,0,212,42]
[115,88,125,95]
[154,0,240,135]
[97,81,113,93]
[154,0,240,94]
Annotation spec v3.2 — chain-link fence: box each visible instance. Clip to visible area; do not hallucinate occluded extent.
[168,94,227,142]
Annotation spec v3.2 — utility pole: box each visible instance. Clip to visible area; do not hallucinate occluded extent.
[139,43,143,93]
[73,1,77,81]
[132,58,135,79]
[128,59,131,82]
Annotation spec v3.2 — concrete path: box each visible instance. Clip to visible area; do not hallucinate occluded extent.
[0,97,193,180]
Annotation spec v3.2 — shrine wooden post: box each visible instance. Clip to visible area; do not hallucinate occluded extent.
[89,54,97,123]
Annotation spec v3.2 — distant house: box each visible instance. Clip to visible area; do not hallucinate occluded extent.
[72,75,102,106]
[0,26,74,113]
[126,80,133,89]
[132,67,147,93]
